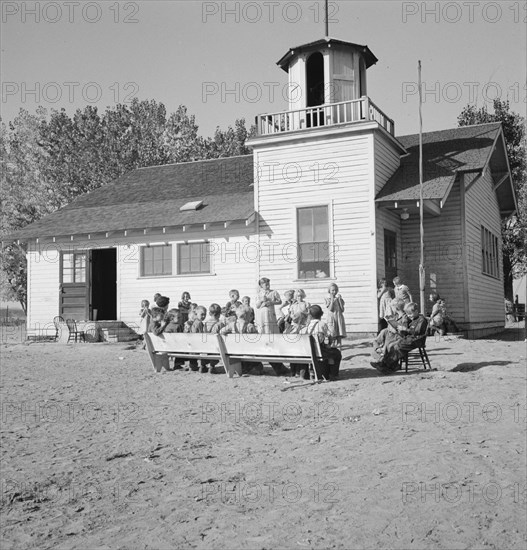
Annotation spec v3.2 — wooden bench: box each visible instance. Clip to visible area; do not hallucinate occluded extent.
[144,333,225,373]
[220,333,324,381]
[144,332,324,379]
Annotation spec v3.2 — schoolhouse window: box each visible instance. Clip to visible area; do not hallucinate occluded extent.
[141,245,172,277]
[481,226,499,279]
[62,252,86,283]
[297,206,330,279]
[178,242,211,275]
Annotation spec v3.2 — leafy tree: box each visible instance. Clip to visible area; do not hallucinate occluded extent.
[1,101,255,313]
[0,108,51,311]
[205,118,256,158]
[457,99,526,299]
[164,105,207,163]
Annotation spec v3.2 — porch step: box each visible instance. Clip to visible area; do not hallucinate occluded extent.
[101,324,139,343]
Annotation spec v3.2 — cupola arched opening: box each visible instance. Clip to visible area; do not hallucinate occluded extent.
[306,52,325,107]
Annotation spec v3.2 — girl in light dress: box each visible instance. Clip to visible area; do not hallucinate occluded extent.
[255,277,288,376]
[255,277,282,334]
[325,283,346,347]
[138,299,151,336]
[178,291,192,325]
[278,289,294,333]
[287,289,310,334]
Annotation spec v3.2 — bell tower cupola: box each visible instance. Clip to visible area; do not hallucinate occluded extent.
[277,38,378,112]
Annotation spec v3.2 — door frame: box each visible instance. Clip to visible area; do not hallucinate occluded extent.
[59,250,90,321]
[89,247,118,321]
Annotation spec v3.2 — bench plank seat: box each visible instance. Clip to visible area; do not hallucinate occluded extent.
[221,334,323,380]
[144,332,324,380]
[144,333,228,374]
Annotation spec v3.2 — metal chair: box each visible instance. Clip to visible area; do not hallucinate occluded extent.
[53,316,64,341]
[66,319,86,343]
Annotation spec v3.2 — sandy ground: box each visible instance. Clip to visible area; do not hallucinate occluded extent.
[1,326,526,550]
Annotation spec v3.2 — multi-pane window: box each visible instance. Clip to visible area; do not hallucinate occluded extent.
[62,253,86,283]
[481,226,500,278]
[141,245,172,277]
[297,206,330,279]
[178,243,211,275]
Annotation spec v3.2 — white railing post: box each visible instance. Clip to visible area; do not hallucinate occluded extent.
[255,97,394,137]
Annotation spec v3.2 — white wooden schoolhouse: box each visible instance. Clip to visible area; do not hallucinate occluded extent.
[7,37,517,340]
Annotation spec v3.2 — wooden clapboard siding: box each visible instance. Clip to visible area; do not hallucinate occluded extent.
[374,133,401,194]
[26,243,61,333]
[399,178,466,322]
[374,133,402,282]
[288,55,305,111]
[254,130,378,332]
[25,229,258,333]
[464,170,504,325]
[117,232,257,328]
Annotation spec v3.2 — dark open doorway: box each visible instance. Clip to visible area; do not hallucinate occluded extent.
[306,52,325,107]
[91,248,117,320]
[306,52,325,128]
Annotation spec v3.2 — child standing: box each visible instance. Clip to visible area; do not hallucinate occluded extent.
[278,290,294,333]
[138,300,151,336]
[325,283,346,347]
[223,290,242,321]
[241,296,255,324]
[189,306,207,373]
[206,304,225,334]
[164,309,183,334]
[164,309,184,369]
[288,289,310,334]
[153,293,170,312]
[148,307,168,336]
[178,292,192,325]
[299,305,342,381]
[221,305,263,375]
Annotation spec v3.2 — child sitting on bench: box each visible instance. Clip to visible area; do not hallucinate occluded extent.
[296,305,342,381]
[221,305,263,375]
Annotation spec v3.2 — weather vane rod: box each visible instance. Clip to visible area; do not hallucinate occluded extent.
[325,0,329,38]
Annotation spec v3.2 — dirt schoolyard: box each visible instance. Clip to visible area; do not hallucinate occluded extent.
[1,328,526,549]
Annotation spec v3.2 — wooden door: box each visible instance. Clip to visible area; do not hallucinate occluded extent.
[59,251,89,321]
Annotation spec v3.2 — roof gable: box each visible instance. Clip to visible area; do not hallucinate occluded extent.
[376,123,504,203]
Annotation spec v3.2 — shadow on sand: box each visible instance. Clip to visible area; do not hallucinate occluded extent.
[450,360,518,373]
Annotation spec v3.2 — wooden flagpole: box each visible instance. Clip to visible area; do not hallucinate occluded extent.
[418,60,425,314]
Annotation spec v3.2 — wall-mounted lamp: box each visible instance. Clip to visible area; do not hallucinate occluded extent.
[400,208,410,221]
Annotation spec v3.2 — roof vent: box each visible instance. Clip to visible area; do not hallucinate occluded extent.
[180,200,203,212]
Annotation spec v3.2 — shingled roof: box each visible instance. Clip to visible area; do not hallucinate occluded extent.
[6,155,255,241]
[376,122,503,203]
[277,37,378,70]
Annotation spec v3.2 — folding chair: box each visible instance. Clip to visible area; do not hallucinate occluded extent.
[66,319,86,343]
[53,316,64,341]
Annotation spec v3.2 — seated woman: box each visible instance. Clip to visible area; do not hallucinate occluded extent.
[372,298,406,359]
[371,302,428,374]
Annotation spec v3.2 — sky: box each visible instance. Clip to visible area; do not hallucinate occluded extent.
[1,0,526,138]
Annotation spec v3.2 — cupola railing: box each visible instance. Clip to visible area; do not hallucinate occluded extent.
[255,96,394,137]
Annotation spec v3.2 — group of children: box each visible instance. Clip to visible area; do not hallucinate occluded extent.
[138,283,347,379]
[372,277,461,374]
